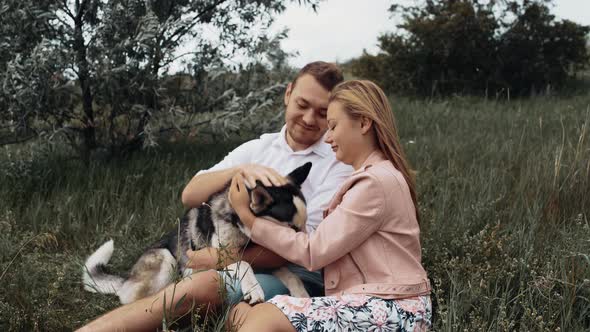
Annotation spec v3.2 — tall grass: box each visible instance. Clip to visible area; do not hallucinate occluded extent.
[397,95,590,331]
[1,95,589,331]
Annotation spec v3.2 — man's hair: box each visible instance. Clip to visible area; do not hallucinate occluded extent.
[292,61,343,91]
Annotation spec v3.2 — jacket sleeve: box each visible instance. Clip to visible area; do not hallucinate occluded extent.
[250,173,385,271]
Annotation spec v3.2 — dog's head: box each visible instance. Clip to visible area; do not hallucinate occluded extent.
[247,162,311,231]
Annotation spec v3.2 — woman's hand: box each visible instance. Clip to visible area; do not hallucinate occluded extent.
[228,173,257,228]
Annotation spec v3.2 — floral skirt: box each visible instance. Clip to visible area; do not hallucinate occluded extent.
[267,294,432,332]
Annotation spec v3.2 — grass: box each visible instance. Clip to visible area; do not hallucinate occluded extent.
[1,94,589,331]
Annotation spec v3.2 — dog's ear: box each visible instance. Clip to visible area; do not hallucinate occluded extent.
[287,162,312,187]
[249,183,274,214]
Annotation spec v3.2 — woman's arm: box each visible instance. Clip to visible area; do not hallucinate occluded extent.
[229,172,386,271]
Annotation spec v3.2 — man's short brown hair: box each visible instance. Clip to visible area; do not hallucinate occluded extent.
[292,61,343,91]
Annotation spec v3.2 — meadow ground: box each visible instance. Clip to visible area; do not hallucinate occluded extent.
[1,94,589,331]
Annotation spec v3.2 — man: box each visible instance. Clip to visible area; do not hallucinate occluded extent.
[77,61,352,331]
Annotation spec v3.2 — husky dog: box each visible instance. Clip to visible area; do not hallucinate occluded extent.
[83,162,312,304]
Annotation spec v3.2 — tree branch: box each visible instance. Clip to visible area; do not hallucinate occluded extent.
[159,51,198,68]
[60,0,75,21]
[75,0,89,22]
[164,0,229,48]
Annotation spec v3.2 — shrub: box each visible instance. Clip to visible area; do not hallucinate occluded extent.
[349,0,590,96]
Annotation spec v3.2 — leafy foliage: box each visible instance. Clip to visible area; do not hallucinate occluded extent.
[0,0,313,158]
[349,0,590,96]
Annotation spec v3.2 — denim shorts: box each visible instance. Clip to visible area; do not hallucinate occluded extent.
[218,263,324,304]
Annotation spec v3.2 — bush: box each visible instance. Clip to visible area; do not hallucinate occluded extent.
[349,0,590,96]
[0,1,309,158]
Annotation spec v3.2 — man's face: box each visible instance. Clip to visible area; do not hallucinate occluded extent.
[284,74,330,150]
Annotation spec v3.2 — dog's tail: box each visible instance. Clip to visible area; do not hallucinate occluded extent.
[82,240,124,294]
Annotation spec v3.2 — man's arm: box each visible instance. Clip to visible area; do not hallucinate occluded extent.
[181,167,239,208]
[185,243,287,270]
[240,243,288,269]
[182,165,288,208]
[182,139,261,208]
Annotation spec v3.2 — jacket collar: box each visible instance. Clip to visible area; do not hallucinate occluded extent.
[352,150,387,175]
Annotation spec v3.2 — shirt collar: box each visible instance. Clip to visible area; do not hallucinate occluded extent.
[272,125,331,158]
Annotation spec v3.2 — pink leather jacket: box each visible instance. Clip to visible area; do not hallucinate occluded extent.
[251,150,431,299]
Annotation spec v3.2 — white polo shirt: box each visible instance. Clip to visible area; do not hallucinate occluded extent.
[197,125,353,233]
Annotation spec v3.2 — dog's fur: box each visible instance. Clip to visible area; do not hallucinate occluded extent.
[82,163,312,304]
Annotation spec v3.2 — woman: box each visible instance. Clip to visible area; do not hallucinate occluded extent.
[228,80,432,331]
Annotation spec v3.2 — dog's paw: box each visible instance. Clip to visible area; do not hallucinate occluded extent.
[243,283,265,304]
[226,261,265,304]
[241,273,265,304]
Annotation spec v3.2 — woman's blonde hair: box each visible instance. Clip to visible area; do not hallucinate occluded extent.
[329,80,420,224]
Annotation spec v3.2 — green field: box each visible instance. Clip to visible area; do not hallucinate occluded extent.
[1,94,589,331]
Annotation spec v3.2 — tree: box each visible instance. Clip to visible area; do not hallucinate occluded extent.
[349,0,590,96]
[0,0,317,159]
[498,2,590,93]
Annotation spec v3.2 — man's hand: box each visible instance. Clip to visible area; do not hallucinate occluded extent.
[238,164,288,188]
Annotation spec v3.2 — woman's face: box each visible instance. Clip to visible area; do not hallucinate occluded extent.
[324,101,365,167]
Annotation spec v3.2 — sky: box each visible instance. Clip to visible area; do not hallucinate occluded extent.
[270,0,590,68]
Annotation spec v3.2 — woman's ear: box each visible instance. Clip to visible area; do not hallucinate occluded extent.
[360,116,373,135]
